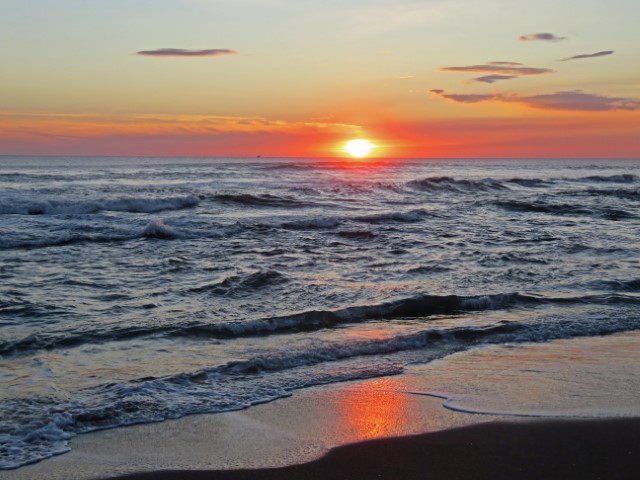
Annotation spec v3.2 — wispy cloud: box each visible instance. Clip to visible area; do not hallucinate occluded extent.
[438,64,553,76]
[430,90,494,104]
[473,75,517,84]
[522,91,638,111]
[438,61,551,84]
[490,61,523,66]
[0,112,363,156]
[559,50,614,62]
[519,33,567,42]
[0,112,362,138]
[431,89,640,111]
[136,48,238,57]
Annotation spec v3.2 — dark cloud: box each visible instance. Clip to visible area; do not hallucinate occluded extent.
[473,75,517,84]
[136,48,237,57]
[490,61,523,66]
[519,33,567,42]
[559,50,614,61]
[431,89,640,111]
[439,64,553,76]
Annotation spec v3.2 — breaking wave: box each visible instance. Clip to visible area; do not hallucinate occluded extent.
[5,291,638,358]
[577,174,638,184]
[142,220,183,239]
[407,176,510,192]
[0,195,199,216]
[3,295,640,469]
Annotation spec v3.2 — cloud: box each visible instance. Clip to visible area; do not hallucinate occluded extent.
[473,75,517,84]
[559,50,614,62]
[430,90,494,103]
[490,61,523,66]
[430,89,640,111]
[523,91,638,111]
[438,64,553,76]
[519,33,567,42]
[136,48,237,57]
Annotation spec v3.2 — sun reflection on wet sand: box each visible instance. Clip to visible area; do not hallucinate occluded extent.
[331,378,432,442]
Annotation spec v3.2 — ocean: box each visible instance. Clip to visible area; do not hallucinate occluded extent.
[1,156,639,470]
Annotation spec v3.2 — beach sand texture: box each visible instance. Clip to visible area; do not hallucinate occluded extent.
[114,418,640,480]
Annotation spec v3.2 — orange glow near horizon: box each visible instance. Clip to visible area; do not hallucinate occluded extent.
[1,110,639,158]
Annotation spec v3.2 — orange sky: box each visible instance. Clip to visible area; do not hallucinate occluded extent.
[1,1,639,158]
[2,109,638,158]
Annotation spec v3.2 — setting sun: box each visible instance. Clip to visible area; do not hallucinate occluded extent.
[343,139,375,158]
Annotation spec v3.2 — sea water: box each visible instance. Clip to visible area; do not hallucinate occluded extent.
[1,156,639,469]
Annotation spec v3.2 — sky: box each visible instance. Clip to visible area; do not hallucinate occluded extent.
[1,0,639,158]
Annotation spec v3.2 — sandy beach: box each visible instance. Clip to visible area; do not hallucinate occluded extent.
[5,365,640,480]
[110,417,640,480]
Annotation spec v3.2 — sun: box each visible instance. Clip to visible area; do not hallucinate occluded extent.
[343,139,375,158]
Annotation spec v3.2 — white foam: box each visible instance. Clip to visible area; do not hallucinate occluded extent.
[142,220,182,239]
[0,195,199,216]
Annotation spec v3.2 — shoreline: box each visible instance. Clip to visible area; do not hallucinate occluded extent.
[112,417,640,480]
[5,333,640,480]
[1,378,502,480]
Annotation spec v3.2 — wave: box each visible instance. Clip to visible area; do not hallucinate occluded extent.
[578,174,637,184]
[574,188,640,202]
[494,200,635,220]
[407,265,452,275]
[0,195,199,216]
[142,220,183,239]
[190,269,289,296]
[212,193,310,208]
[0,172,79,182]
[495,200,591,215]
[335,230,377,240]
[407,176,510,192]
[279,209,429,231]
[4,296,640,470]
[0,299,73,320]
[1,225,173,249]
[7,291,637,358]
[0,219,234,250]
[505,178,551,187]
[353,209,430,224]
[588,278,640,292]
[406,174,638,193]
[0,231,139,250]
[280,217,341,230]
[0,357,402,470]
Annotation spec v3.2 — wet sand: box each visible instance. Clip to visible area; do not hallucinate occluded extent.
[113,418,640,480]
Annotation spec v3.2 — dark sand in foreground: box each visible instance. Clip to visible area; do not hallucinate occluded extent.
[113,418,640,480]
